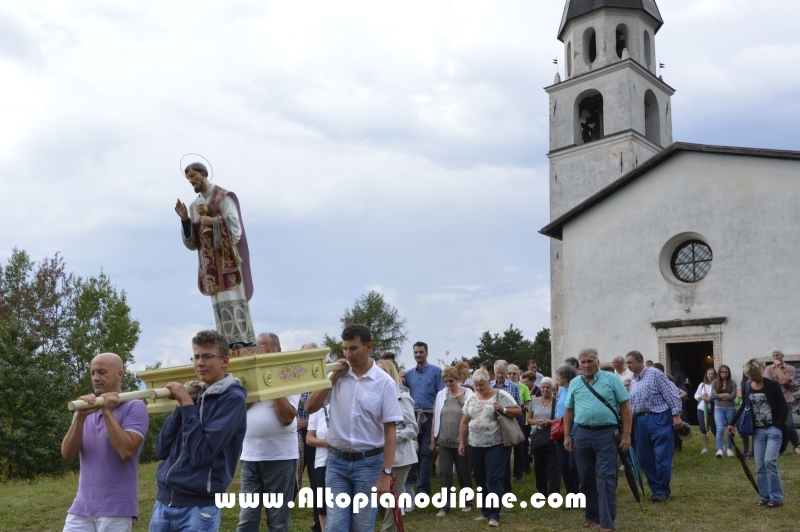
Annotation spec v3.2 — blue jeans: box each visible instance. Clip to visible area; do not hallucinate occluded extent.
[149,501,220,532]
[470,444,510,521]
[714,408,736,451]
[236,459,297,532]
[634,411,674,497]
[413,416,433,494]
[573,426,618,530]
[325,453,383,532]
[754,426,783,503]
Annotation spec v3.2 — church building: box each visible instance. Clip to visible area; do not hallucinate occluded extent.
[540,0,800,419]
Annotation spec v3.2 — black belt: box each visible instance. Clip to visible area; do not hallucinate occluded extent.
[634,411,665,417]
[579,424,617,431]
[328,446,384,460]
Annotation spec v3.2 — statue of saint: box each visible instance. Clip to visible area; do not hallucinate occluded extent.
[174,162,255,347]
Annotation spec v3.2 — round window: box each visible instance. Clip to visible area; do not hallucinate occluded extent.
[670,240,712,283]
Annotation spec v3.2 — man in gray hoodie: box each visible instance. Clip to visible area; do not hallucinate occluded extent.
[149,330,248,532]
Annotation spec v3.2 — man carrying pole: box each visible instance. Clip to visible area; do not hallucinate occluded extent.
[61,353,149,532]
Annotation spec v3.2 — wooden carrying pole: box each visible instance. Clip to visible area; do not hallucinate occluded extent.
[67,385,200,411]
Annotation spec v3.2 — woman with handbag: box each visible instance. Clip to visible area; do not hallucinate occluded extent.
[553,364,580,496]
[527,377,562,496]
[728,358,788,508]
[431,366,474,517]
[458,369,521,527]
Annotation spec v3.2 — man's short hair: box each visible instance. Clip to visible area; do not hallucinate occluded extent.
[184,162,208,177]
[771,348,784,357]
[413,341,428,353]
[480,360,494,371]
[380,351,397,361]
[653,362,665,372]
[564,357,579,369]
[626,350,644,363]
[578,348,598,360]
[301,342,319,349]
[612,355,625,364]
[342,324,371,344]
[192,330,229,357]
[257,332,281,350]
[494,359,508,371]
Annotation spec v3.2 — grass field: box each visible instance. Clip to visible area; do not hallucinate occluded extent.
[2,429,799,531]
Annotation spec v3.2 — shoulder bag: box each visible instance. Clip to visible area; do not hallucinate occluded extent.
[736,381,754,436]
[494,391,526,447]
[530,398,557,452]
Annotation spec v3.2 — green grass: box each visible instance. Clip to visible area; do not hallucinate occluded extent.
[2,429,800,531]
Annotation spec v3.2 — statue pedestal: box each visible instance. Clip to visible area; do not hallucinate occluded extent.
[138,347,333,413]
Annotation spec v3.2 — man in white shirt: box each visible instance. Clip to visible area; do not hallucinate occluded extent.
[305,324,403,532]
[612,356,634,382]
[236,333,298,532]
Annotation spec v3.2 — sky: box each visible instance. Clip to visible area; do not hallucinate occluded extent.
[2,0,799,372]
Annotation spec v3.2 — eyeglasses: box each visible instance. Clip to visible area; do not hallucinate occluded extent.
[191,354,226,363]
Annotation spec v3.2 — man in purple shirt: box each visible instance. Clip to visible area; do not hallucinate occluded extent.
[61,353,149,532]
[404,341,443,495]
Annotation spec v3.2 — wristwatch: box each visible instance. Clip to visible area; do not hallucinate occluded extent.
[503,407,508,415]
[382,468,393,476]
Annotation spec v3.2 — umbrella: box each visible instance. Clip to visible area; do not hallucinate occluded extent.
[733,443,759,494]
[618,448,642,507]
[627,446,647,498]
[389,474,405,532]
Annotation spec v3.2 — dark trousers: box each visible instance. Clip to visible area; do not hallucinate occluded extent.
[532,442,561,496]
[554,438,580,494]
[412,416,433,494]
[298,431,320,532]
[574,426,619,530]
[779,403,800,453]
[513,434,528,480]
[471,444,511,522]
[634,411,674,498]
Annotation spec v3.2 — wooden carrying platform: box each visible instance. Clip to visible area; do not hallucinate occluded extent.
[137,347,334,413]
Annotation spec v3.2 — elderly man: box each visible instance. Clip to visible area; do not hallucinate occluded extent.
[764,348,800,455]
[564,349,631,532]
[404,341,443,496]
[508,364,531,481]
[237,333,299,532]
[61,353,149,532]
[611,356,633,381]
[491,360,523,491]
[625,350,683,502]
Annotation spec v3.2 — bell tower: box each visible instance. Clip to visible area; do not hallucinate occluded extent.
[547,0,674,363]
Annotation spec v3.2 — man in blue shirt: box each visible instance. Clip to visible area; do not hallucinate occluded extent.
[404,341,443,495]
[625,350,683,503]
[564,348,631,532]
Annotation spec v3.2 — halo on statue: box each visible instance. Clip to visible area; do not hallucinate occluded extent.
[179,153,214,181]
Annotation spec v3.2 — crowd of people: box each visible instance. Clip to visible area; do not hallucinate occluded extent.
[60,329,799,532]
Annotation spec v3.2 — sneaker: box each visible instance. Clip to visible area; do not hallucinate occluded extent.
[436,510,447,518]
[488,519,499,527]
[727,449,735,457]
[462,506,472,513]
[700,448,708,454]
[475,515,487,521]
[716,450,723,458]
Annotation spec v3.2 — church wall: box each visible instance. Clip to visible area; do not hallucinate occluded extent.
[559,152,800,379]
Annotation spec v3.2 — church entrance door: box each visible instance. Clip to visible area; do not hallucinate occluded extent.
[666,341,715,425]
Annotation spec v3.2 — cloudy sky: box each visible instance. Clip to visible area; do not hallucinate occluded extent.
[2,0,798,372]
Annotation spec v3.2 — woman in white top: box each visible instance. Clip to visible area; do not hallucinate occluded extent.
[376,359,418,532]
[430,366,474,517]
[694,367,717,454]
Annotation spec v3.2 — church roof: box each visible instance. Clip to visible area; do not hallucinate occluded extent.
[540,142,800,240]
[558,0,664,41]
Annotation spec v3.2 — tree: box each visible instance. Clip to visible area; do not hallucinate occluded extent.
[323,291,407,361]
[0,249,141,480]
[473,324,552,376]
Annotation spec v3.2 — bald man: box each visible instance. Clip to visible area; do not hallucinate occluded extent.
[61,353,149,532]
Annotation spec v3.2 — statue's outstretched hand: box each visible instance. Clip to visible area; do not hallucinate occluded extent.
[175,199,189,220]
